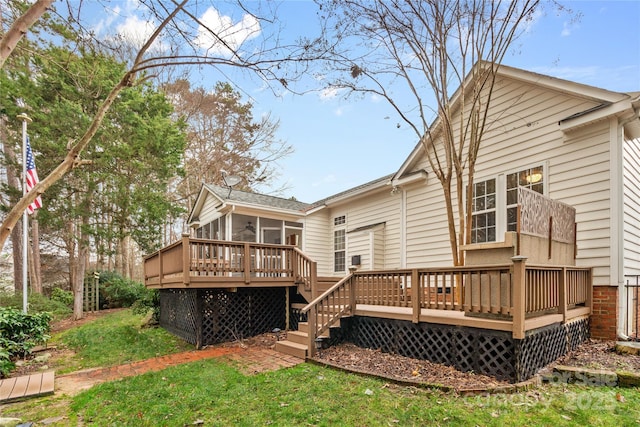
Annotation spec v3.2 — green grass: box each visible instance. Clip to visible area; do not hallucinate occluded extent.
[67,361,640,426]
[3,309,640,426]
[51,309,194,373]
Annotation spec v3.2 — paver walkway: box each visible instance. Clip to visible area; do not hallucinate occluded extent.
[55,345,303,396]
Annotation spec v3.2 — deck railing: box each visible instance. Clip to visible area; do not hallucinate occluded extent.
[144,234,316,288]
[302,258,592,355]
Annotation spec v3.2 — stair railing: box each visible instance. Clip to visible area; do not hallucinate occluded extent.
[292,248,317,297]
[300,273,355,357]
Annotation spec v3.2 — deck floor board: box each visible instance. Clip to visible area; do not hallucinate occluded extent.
[0,371,55,403]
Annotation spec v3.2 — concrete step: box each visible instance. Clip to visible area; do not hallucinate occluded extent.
[287,330,309,345]
[274,340,307,359]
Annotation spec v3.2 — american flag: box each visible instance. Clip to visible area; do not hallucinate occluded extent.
[25,137,42,215]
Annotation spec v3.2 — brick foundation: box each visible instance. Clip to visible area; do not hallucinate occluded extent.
[590,285,618,340]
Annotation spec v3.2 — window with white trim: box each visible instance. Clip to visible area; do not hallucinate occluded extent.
[471,165,544,243]
[333,215,346,272]
[471,178,496,243]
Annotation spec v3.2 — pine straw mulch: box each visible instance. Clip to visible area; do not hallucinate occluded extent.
[309,338,640,392]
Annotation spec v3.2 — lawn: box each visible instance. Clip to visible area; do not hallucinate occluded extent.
[51,309,194,374]
[2,309,640,426]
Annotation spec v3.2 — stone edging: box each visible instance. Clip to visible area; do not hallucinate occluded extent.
[546,365,640,388]
[308,358,538,395]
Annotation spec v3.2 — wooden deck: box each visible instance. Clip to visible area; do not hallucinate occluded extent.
[0,371,55,403]
[145,237,592,357]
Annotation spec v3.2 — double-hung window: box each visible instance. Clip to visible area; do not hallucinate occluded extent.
[471,179,497,243]
[471,165,544,243]
[333,215,346,273]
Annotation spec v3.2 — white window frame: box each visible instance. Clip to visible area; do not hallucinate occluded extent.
[333,215,347,273]
[471,163,546,243]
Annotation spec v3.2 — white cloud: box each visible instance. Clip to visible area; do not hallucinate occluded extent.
[116,15,158,47]
[334,107,344,116]
[194,7,261,56]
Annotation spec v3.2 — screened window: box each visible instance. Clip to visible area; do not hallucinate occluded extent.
[471,178,496,243]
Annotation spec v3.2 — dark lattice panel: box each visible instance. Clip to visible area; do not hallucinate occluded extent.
[474,332,516,381]
[200,288,286,346]
[344,317,517,381]
[159,289,198,345]
[566,317,590,351]
[515,323,567,382]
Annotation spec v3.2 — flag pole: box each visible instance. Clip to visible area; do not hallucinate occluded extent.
[17,113,31,314]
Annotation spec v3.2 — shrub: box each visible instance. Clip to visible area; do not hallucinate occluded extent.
[0,347,13,378]
[50,287,74,307]
[98,272,146,308]
[0,290,72,321]
[0,307,51,378]
[131,288,160,323]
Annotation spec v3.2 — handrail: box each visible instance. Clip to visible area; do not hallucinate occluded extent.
[301,273,354,357]
[293,247,317,295]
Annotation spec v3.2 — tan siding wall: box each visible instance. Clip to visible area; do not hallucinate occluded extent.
[624,137,640,275]
[313,190,403,276]
[404,77,614,284]
[347,232,370,269]
[374,229,385,269]
[196,193,223,226]
[344,191,402,270]
[303,210,332,276]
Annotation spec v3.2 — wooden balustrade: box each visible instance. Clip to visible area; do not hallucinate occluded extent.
[300,260,592,352]
[143,236,314,288]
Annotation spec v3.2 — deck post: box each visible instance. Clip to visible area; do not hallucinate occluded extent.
[311,261,318,298]
[586,267,593,313]
[511,256,528,339]
[182,233,191,286]
[158,250,163,287]
[308,305,317,358]
[244,243,251,284]
[412,269,420,323]
[349,274,356,315]
[559,267,567,323]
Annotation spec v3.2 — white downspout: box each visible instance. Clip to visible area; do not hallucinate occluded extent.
[614,116,630,340]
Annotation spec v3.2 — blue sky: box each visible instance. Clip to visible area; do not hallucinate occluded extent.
[88,0,640,203]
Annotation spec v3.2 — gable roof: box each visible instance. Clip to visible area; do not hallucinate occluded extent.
[393,62,639,181]
[188,183,311,224]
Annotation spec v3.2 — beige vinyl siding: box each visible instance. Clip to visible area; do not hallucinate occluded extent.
[403,76,614,285]
[303,209,332,276]
[405,181,455,267]
[624,137,640,275]
[373,228,385,269]
[326,189,402,274]
[347,232,370,269]
[195,193,223,226]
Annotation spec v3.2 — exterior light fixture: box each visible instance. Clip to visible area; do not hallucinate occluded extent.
[525,172,542,184]
[272,328,281,341]
[314,337,323,356]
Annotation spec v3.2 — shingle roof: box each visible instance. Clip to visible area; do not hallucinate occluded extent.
[307,174,394,209]
[204,184,311,212]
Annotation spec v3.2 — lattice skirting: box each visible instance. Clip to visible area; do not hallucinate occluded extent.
[341,316,590,382]
[159,288,286,348]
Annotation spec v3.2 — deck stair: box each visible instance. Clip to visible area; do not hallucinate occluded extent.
[274,317,343,359]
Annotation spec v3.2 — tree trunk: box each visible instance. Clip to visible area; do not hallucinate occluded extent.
[30,215,42,293]
[1,118,24,295]
[10,223,23,295]
[0,0,54,68]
